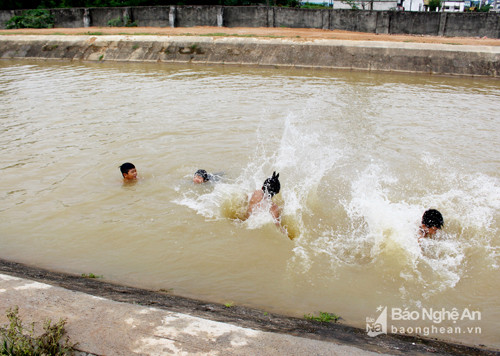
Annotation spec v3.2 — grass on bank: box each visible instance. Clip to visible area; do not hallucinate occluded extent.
[304,311,340,323]
[0,306,76,355]
[81,273,102,279]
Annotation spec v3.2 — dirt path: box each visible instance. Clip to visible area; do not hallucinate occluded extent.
[1,25,500,46]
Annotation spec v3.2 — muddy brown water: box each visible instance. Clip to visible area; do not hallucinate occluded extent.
[0,59,499,348]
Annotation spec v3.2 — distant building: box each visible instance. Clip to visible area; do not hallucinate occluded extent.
[305,0,494,9]
[405,0,426,11]
[442,0,465,10]
[302,0,399,10]
[331,0,398,9]
[488,0,500,10]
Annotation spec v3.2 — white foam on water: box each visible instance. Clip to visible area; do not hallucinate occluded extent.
[173,108,499,300]
[174,113,342,238]
[306,155,499,300]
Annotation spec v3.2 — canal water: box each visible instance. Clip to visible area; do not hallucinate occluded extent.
[1,60,499,348]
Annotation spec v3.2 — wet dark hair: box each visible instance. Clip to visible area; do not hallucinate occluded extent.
[119,162,135,176]
[422,209,444,229]
[194,169,210,182]
[262,171,280,197]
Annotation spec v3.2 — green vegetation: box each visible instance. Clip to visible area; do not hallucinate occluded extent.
[223,302,234,308]
[428,0,441,11]
[304,311,340,323]
[0,306,76,355]
[466,3,491,11]
[107,16,137,27]
[81,273,102,278]
[2,0,268,11]
[1,0,343,10]
[6,9,54,29]
[300,2,330,9]
[43,44,59,50]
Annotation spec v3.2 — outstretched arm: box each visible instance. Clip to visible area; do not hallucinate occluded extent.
[270,202,281,226]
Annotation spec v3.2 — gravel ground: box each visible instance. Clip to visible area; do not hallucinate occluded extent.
[1,25,500,46]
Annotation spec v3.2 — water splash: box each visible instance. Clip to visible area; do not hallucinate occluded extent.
[174,113,342,239]
[174,112,499,299]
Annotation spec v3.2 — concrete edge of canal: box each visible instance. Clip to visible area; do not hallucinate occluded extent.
[0,259,498,355]
[0,34,499,77]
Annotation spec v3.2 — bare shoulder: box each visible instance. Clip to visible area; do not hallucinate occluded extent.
[249,189,264,204]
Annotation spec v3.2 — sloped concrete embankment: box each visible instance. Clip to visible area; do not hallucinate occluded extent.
[1,34,499,77]
[1,259,498,355]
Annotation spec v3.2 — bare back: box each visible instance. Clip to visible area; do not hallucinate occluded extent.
[246,189,281,223]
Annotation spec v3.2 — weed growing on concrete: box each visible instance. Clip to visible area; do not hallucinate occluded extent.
[42,44,59,51]
[81,273,102,278]
[158,288,174,294]
[107,16,137,27]
[0,306,76,355]
[224,302,234,308]
[304,311,340,323]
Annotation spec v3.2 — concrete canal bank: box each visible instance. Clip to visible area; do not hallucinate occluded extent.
[1,259,498,355]
[1,32,499,76]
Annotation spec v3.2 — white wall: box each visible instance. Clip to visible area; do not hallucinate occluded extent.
[332,0,397,9]
[442,0,465,11]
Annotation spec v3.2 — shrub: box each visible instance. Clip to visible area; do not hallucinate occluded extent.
[0,306,77,355]
[304,311,340,323]
[428,0,441,11]
[6,9,54,29]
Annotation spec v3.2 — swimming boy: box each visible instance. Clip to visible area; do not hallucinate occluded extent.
[246,172,281,223]
[120,162,137,181]
[419,209,444,239]
[193,169,210,184]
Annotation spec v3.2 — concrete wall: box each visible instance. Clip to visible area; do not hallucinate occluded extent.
[0,6,499,38]
[52,8,86,28]
[223,6,271,27]
[443,12,500,37]
[274,7,328,29]
[131,6,170,27]
[388,11,441,35]
[175,6,218,27]
[0,10,15,28]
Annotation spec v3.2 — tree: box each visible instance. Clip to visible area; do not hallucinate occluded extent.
[428,0,440,11]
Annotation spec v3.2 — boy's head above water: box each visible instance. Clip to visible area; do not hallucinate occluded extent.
[262,171,280,197]
[421,209,444,236]
[120,162,137,181]
[193,169,209,184]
